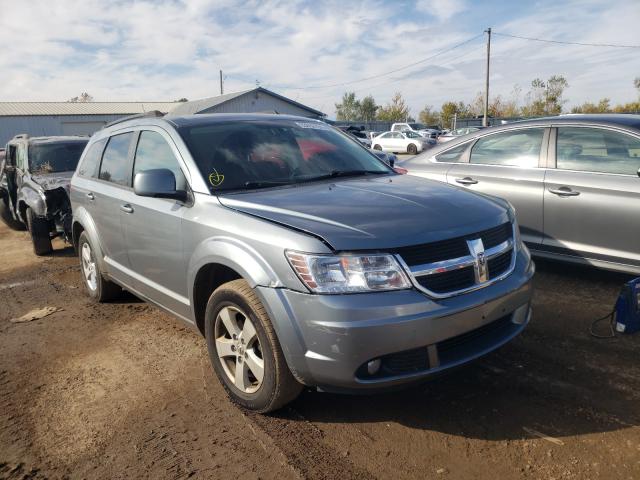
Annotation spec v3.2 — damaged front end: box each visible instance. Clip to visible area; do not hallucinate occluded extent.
[43,186,73,241]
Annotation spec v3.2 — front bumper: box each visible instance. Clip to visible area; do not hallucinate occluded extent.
[257,247,534,392]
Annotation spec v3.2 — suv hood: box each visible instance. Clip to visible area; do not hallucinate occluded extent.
[31,171,73,192]
[218,175,509,251]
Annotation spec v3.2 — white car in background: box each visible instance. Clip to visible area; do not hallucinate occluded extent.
[391,122,440,139]
[438,126,484,143]
[372,130,435,155]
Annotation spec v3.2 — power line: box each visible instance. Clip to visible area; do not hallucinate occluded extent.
[295,43,485,103]
[493,32,640,48]
[266,33,484,91]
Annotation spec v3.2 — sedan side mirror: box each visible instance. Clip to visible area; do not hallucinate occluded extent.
[637,167,640,178]
[134,168,187,202]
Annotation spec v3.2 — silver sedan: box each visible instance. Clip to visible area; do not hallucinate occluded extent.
[401,114,640,274]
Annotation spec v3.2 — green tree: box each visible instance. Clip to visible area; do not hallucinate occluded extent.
[571,98,611,113]
[358,95,378,122]
[335,92,361,121]
[376,92,410,122]
[522,75,569,116]
[440,101,470,128]
[418,105,440,126]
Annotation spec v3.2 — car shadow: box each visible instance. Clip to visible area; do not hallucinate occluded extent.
[275,259,640,441]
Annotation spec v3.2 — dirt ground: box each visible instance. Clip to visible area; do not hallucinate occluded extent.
[1,222,639,480]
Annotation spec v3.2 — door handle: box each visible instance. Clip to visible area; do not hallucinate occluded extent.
[120,204,134,214]
[86,192,95,200]
[548,187,580,197]
[455,177,478,185]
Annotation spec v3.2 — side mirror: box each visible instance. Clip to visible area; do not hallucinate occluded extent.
[388,157,395,167]
[134,168,187,201]
[637,167,640,178]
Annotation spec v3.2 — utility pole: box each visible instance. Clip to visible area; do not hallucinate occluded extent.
[483,27,491,127]
[219,70,224,95]
[453,112,457,130]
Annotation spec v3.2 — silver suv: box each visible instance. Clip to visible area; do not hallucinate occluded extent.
[70,113,535,412]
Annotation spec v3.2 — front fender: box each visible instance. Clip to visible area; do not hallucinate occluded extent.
[72,206,109,273]
[187,236,282,303]
[17,185,46,218]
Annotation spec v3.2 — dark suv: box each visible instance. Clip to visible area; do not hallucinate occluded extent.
[0,134,88,254]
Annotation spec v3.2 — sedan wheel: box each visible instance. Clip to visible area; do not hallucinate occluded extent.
[407,143,418,155]
[373,144,382,150]
[214,306,264,394]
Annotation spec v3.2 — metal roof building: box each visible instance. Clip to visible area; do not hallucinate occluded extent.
[0,101,178,145]
[0,88,325,145]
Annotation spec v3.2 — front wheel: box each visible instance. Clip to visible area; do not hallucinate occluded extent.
[373,144,382,150]
[78,231,121,302]
[407,143,418,155]
[0,197,25,230]
[26,208,52,256]
[205,279,302,412]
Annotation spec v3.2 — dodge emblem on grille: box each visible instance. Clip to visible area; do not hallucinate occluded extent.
[466,238,489,283]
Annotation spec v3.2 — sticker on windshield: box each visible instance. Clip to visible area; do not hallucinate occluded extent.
[208,168,225,187]
[295,121,332,131]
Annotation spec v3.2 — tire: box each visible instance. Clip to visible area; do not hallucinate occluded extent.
[26,208,52,256]
[205,279,302,412]
[0,197,25,230]
[78,231,121,302]
[407,143,418,155]
[373,144,382,150]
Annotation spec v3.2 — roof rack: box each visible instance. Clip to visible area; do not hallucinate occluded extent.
[103,110,165,129]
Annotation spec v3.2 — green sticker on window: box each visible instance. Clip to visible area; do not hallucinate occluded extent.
[209,169,224,187]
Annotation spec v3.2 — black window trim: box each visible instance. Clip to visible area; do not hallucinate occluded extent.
[549,124,640,176]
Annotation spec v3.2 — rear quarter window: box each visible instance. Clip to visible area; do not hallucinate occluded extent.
[77,139,106,178]
[434,142,469,163]
[99,133,134,186]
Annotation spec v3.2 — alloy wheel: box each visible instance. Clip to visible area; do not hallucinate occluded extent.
[214,306,264,394]
[81,243,98,291]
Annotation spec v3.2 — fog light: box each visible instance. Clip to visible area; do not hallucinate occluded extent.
[367,358,381,375]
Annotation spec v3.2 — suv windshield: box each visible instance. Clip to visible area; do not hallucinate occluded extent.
[177,120,391,193]
[29,141,88,174]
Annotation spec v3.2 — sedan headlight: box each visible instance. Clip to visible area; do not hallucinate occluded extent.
[286,251,411,294]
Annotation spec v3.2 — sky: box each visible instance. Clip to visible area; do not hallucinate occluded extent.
[0,0,638,119]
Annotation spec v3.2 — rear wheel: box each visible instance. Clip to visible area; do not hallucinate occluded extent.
[407,143,418,155]
[373,144,382,150]
[26,208,52,256]
[78,231,121,302]
[205,279,302,412]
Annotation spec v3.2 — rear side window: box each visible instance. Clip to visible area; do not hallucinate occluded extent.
[99,133,134,186]
[556,127,640,175]
[470,128,544,167]
[435,142,469,163]
[78,139,106,178]
[133,131,187,190]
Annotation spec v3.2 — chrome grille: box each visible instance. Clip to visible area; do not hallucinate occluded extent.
[396,222,512,266]
[396,222,516,298]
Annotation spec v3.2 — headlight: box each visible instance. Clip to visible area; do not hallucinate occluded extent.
[286,251,411,294]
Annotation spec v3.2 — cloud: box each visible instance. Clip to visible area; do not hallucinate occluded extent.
[0,0,637,118]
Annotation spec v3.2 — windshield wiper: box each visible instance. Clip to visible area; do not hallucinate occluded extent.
[296,170,389,183]
[243,180,291,189]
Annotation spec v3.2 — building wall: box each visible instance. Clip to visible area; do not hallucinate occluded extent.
[202,91,321,118]
[0,114,126,145]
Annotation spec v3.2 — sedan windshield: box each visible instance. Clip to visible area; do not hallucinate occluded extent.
[29,141,88,174]
[408,123,426,130]
[177,120,391,193]
[404,131,422,139]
